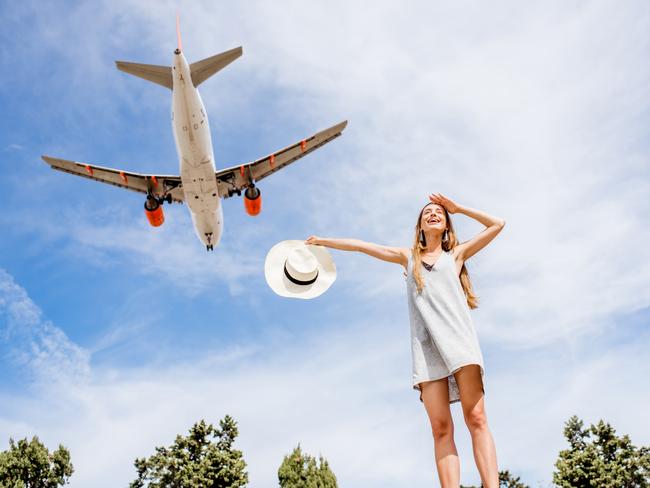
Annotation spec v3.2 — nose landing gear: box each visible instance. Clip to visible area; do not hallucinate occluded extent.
[205,232,214,252]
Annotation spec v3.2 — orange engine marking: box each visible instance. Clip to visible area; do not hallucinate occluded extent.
[300,140,306,152]
[269,154,275,168]
[244,193,262,216]
[120,171,128,184]
[151,175,158,186]
[145,205,164,227]
[240,165,245,177]
[85,164,93,176]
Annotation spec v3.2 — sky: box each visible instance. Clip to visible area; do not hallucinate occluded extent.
[1,0,649,487]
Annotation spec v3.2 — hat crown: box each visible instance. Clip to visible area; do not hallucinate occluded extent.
[264,240,336,299]
[285,248,318,281]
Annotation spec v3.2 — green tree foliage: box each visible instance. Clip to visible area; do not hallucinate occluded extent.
[497,470,528,488]
[553,415,650,487]
[460,469,529,488]
[130,416,248,488]
[278,445,337,488]
[0,436,73,487]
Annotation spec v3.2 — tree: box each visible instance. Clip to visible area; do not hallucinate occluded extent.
[130,416,248,488]
[498,470,528,488]
[0,436,73,487]
[278,445,337,488]
[553,415,650,487]
[460,469,529,488]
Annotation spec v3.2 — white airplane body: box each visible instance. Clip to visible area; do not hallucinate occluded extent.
[172,49,223,248]
[43,28,346,251]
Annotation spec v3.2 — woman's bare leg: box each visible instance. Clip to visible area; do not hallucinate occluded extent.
[454,365,498,488]
[420,379,460,487]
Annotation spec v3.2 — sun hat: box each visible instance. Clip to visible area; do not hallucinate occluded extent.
[264,240,336,299]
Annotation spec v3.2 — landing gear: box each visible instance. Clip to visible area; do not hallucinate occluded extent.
[205,232,214,252]
[146,193,172,207]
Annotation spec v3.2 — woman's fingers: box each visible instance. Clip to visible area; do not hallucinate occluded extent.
[428,193,457,213]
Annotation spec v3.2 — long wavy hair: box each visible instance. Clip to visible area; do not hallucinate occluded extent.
[411,203,478,309]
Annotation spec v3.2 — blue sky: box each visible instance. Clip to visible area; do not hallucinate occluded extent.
[1,1,649,487]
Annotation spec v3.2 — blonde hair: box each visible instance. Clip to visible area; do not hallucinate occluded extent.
[411,204,478,309]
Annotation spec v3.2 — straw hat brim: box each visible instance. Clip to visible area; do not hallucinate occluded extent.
[264,240,336,299]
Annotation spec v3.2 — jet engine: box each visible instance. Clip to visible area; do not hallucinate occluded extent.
[244,186,262,216]
[144,197,165,227]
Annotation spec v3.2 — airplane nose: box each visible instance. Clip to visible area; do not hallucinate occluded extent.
[174,48,181,55]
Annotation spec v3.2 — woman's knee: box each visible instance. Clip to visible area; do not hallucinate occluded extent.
[430,416,454,440]
[464,405,489,433]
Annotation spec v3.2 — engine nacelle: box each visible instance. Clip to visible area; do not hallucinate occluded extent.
[144,197,165,227]
[244,186,262,216]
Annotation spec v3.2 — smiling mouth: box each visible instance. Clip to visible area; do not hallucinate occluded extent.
[427,218,441,224]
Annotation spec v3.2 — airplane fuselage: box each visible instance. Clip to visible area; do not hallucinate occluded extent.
[171,50,223,248]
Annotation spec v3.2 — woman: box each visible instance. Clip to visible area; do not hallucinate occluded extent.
[306,193,505,488]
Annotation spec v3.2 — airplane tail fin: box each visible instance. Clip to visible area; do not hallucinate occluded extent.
[190,46,243,87]
[115,61,173,89]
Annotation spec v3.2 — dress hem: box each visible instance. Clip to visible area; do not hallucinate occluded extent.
[412,362,484,404]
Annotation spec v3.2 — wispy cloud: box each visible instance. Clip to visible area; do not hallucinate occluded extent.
[4,203,265,297]
[16,0,649,348]
[0,269,647,487]
[0,269,90,385]
[1,2,649,487]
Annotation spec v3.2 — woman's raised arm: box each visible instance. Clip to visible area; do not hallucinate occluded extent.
[305,236,409,268]
[429,193,505,262]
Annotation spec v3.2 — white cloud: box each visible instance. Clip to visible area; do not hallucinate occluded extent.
[18,0,649,348]
[0,269,90,385]
[1,274,648,487]
[4,203,265,297]
[2,1,649,487]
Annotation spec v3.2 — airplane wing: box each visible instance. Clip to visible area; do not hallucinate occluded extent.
[214,120,347,198]
[41,155,184,203]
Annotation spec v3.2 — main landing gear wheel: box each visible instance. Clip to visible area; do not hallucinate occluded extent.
[146,194,172,207]
[206,244,214,251]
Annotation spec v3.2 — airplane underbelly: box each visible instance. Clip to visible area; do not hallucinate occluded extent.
[181,157,222,246]
[191,206,223,246]
[182,164,218,211]
[178,120,218,208]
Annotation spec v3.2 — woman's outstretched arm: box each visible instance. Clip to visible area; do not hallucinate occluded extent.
[305,236,409,268]
[429,193,505,262]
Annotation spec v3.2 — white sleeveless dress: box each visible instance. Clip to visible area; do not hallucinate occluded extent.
[406,250,484,404]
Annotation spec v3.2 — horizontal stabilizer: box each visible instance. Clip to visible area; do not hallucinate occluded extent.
[115,61,173,89]
[190,46,243,87]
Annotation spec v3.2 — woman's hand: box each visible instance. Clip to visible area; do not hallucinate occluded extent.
[305,235,324,246]
[429,193,460,214]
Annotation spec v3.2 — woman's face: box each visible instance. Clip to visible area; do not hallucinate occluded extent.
[420,203,447,233]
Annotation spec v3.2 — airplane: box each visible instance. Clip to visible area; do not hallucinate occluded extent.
[42,22,347,251]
